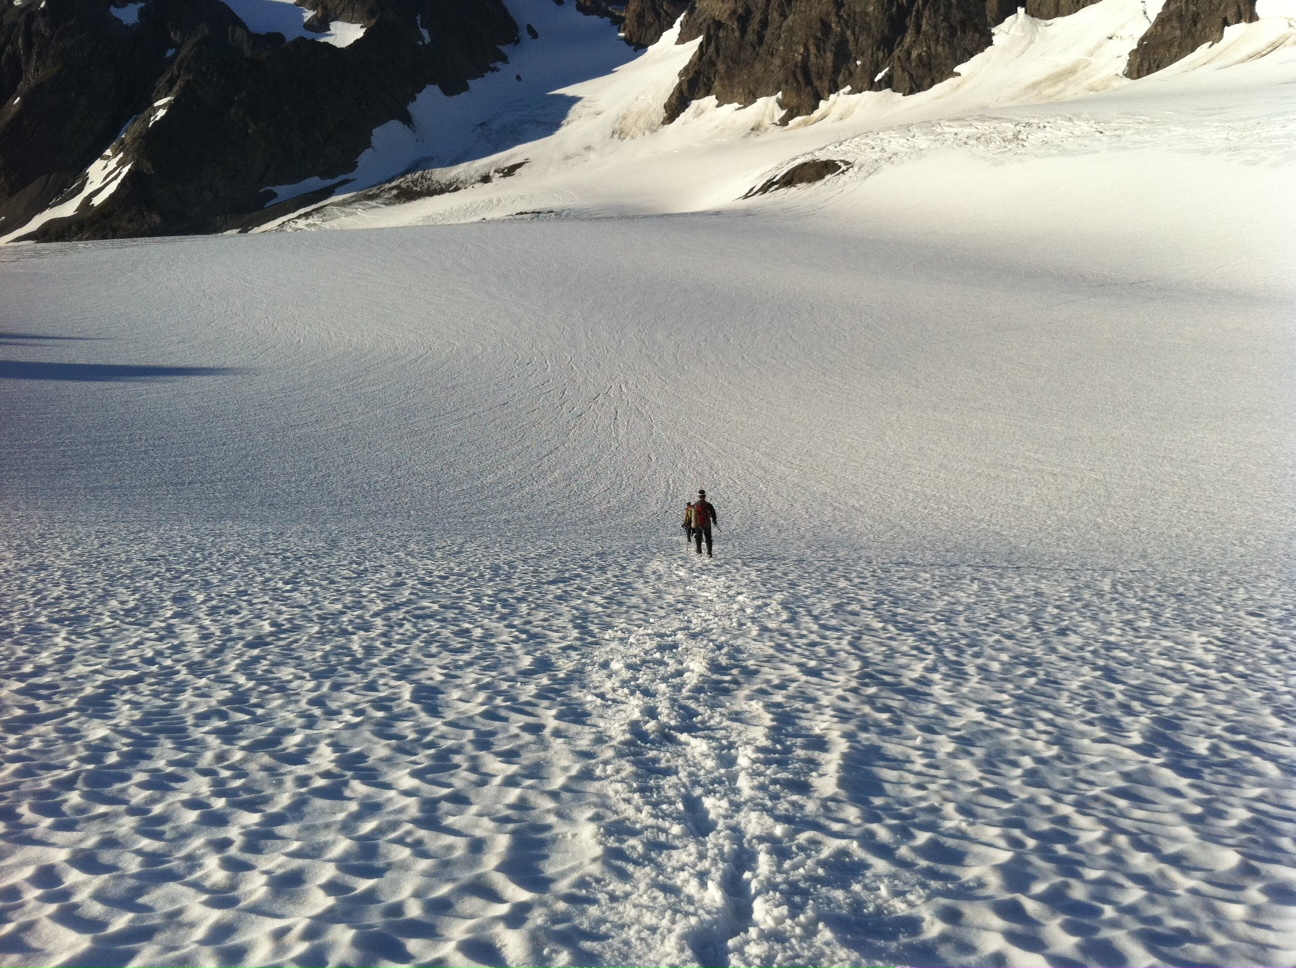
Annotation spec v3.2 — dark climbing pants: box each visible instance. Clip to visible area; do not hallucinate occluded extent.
[694,525,712,556]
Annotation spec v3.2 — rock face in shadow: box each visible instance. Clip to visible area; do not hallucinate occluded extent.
[1125,0,1257,79]
[0,0,517,241]
[660,0,1112,123]
[1024,0,1103,20]
[622,0,691,47]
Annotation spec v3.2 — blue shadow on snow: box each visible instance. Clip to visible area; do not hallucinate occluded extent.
[0,331,101,345]
[0,360,246,382]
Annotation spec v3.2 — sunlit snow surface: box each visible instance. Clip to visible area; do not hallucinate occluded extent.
[2,0,1296,965]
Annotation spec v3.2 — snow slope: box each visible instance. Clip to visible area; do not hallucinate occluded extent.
[1,1,1295,966]
[263,0,639,211]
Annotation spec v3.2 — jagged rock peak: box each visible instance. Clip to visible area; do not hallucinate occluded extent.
[1126,0,1258,79]
[0,0,519,241]
[621,0,690,47]
[660,0,1108,124]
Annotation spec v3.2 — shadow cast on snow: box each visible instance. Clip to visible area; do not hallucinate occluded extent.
[0,332,102,345]
[0,361,247,382]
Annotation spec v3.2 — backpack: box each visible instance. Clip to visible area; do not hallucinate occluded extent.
[692,501,712,528]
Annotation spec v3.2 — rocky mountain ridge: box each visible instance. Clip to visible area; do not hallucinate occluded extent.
[0,0,1263,242]
[633,0,1259,121]
[0,0,520,241]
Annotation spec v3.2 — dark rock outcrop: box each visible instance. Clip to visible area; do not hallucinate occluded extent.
[744,158,849,196]
[622,0,691,47]
[1125,0,1257,79]
[663,0,1033,123]
[298,0,385,32]
[1023,0,1103,20]
[342,159,525,209]
[0,0,174,238]
[657,0,1124,123]
[575,0,629,24]
[0,0,518,240]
